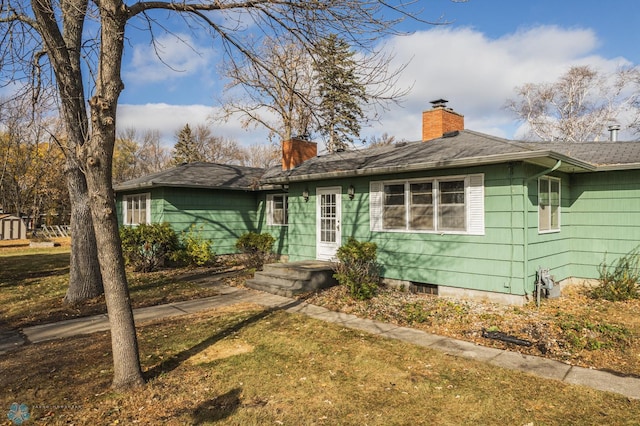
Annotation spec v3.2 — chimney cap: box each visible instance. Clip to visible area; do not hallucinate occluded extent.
[430,98,449,108]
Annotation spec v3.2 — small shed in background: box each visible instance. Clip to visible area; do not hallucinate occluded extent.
[0,214,27,240]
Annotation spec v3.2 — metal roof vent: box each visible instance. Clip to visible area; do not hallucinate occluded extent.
[608,124,621,142]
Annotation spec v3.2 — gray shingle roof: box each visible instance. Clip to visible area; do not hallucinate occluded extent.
[520,140,640,167]
[115,132,640,192]
[114,162,266,191]
[261,130,640,183]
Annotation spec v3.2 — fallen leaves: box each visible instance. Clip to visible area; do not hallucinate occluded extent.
[302,284,640,376]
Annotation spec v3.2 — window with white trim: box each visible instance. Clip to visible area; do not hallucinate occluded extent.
[123,193,151,225]
[267,194,288,226]
[538,176,560,232]
[370,174,484,235]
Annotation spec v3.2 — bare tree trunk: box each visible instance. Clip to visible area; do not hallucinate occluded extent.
[64,155,103,303]
[84,137,144,389]
[83,132,144,387]
[80,0,144,389]
[32,0,143,389]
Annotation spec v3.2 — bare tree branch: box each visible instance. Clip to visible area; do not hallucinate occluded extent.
[506,65,640,142]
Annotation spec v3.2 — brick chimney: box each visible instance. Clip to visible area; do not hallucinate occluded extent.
[422,99,464,141]
[282,138,317,170]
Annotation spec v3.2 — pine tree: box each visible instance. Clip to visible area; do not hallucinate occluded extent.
[314,35,367,152]
[172,124,204,164]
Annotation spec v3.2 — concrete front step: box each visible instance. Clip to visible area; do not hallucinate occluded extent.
[245,260,338,297]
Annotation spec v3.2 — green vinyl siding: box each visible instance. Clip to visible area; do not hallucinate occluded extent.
[255,192,289,256]
[521,168,572,293]
[284,184,318,261]
[285,165,529,295]
[118,187,259,255]
[160,187,257,254]
[115,161,640,300]
[566,170,640,279]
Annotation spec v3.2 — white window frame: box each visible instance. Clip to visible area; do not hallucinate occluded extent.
[123,193,151,225]
[370,173,484,235]
[538,176,561,233]
[267,193,288,226]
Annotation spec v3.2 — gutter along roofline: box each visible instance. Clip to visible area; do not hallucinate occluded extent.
[115,181,283,192]
[261,150,595,185]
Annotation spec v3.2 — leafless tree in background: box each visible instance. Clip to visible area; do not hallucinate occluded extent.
[506,65,640,142]
[217,35,316,144]
[114,128,171,184]
[218,32,410,150]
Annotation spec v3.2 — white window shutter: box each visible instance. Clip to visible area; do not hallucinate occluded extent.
[467,174,485,235]
[370,181,383,231]
[266,194,273,226]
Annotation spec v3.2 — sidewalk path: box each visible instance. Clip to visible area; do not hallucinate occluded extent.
[5,283,640,400]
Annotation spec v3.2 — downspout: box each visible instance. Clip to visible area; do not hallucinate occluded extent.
[522,160,562,297]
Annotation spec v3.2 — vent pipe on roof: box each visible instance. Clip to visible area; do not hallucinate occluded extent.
[608,124,621,142]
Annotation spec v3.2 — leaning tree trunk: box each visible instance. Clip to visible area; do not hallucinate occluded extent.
[83,124,144,389]
[63,155,104,304]
[31,0,143,390]
[80,0,144,389]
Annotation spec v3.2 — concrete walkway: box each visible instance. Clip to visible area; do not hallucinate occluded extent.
[3,283,639,400]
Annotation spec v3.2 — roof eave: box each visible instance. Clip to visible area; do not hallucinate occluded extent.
[592,163,640,172]
[114,182,259,192]
[262,150,595,184]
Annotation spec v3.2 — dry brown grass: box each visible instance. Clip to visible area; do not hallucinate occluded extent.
[2,304,639,425]
[0,246,241,330]
[303,284,640,377]
[2,247,640,423]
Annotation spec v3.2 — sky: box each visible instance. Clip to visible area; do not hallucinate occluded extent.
[115,0,640,148]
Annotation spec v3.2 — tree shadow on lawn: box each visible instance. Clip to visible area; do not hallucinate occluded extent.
[0,253,71,287]
[190,387,242,424]
[144,298,305,381]
[127,269,244,295]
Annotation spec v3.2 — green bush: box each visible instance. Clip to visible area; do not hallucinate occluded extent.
[120,223,180,272]
[235,232,275,270]
[177,225,215,266]
[591,248,640,301]
[333,237,380,300]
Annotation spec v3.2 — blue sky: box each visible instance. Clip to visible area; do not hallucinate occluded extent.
[115,0,640,147]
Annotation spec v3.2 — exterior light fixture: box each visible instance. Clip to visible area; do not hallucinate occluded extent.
[348,185,355,200]
[302,188,309,202]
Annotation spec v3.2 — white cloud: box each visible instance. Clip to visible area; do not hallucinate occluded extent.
[363,25,636,142]
[121,25,637,146]
[124,33,215,84]
[116,103,269,147]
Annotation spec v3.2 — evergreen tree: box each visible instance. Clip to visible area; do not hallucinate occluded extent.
[314,35,367,152]
[172,124,204,164]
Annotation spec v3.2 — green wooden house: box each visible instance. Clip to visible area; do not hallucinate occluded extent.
[116,102,640,304]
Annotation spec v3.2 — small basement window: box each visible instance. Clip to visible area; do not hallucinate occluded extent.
[410,282,438,295]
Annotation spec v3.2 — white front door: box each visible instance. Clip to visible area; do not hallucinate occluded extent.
[316,186,342,261]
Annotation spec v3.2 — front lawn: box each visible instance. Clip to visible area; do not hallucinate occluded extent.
[305,284,640,377]
[0,245,241,329]
[1,304,639,425]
